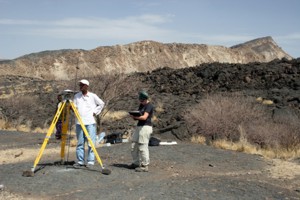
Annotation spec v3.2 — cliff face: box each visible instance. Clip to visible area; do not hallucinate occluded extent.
[230,36,291,62]
[0,36,292,80]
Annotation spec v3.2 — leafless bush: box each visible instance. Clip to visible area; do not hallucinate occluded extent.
[185,92,300,152]
[184,92,267,142]
[246,120,300,152]
[92,74,136,112]
[0,95,38,129]
[278,122,300,151]
[89,74,138,130]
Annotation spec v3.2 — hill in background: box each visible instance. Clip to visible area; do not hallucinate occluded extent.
[0,36,292,80]
[0,36,299,142]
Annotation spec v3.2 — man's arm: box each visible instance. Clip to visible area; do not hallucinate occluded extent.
[93,94,105,115]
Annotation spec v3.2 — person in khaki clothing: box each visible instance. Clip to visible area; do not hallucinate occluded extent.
[129,91,154,172]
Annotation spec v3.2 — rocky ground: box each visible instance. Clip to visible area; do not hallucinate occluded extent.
[1,58,300,141]
[0,130,300,200]
[103,58,300,142]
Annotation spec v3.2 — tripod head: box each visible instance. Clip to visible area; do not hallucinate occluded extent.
[61,89,77,101]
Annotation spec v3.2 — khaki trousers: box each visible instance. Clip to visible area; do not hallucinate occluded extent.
[131,125,152,166]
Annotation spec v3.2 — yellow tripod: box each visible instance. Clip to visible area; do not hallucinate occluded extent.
[23,94,111,176]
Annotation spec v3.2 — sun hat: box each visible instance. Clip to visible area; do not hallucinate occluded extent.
[79,79,89,86]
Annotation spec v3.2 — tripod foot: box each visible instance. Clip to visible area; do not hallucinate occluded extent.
[101,168,111,175]
[22,170,34,177]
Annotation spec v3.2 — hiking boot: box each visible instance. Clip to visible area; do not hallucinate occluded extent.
[135,165,148,172]
[128,163,139,169]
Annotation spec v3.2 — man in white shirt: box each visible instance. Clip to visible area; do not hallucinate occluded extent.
[73,79,105,167]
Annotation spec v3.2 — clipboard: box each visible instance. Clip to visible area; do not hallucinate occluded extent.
[128,111,142,116]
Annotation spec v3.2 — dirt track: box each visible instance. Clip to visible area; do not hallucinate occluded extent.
[0,131,300,200]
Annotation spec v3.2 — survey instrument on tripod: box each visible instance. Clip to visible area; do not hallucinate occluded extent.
[22,90,111,177]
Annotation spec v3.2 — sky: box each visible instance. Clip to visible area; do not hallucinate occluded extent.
[0,0,299,59]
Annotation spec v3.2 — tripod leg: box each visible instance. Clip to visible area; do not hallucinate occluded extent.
[69,102,104,168]
[60,103,71,163]
[31,101,67,173]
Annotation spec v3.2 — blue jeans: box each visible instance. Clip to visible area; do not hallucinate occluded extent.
[75,124,96,165]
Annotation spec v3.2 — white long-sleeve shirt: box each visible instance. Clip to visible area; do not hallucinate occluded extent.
[73,91,105,125]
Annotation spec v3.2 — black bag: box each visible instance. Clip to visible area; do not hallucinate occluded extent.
[149,137,161,146]
[105,132,123,144]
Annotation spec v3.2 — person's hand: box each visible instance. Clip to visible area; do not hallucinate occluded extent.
[133,116,139,120]
[129,114,136,120]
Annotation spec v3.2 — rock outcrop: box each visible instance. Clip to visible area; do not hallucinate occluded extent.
[0,36,292,80]
[1,58,299,140]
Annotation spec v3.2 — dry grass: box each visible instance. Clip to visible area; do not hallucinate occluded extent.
[190,135,206,144]
[33,127,49,134]
[70,137,78,147]
[212,139,258,154]
[0,119,8,129]
[102,110,128,121]
[15,125,31,133]
[210,139,300,160]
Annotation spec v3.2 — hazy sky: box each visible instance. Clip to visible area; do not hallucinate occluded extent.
[0,0,299,59]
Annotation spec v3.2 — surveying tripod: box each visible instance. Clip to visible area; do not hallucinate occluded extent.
[24,91,111,176]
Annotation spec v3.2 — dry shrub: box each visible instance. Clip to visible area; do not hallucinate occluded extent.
[92,73,137,113]
[245,120,300,153]
[185,92,300,158]
[210,124,259,154]
[0,95,38,130]
[89,74,138,129]
[185,92,266,142]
